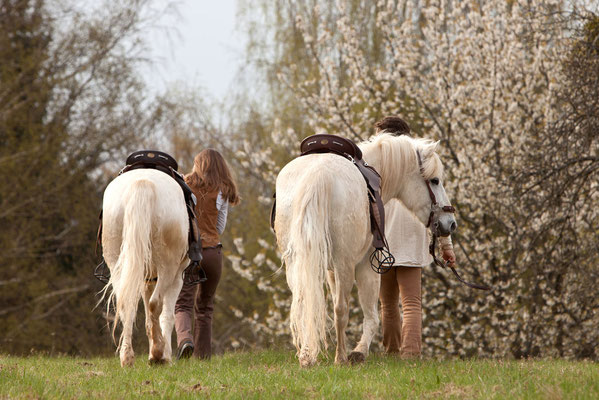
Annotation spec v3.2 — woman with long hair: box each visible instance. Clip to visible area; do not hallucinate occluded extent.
[175,148,240,359]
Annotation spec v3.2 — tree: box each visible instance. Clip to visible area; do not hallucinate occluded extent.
[0,0,167,354]
[230,0,599,359]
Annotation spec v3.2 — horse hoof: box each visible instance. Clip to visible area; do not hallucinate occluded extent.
[299,356,317,368]
[348,351,365,364]
[299,359,316,368]
[120,358,135,368]
[120,349,135,367]
[148,357,168,366]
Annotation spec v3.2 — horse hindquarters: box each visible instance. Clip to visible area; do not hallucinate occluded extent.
[284,173,333,367]
[110,179,156,367]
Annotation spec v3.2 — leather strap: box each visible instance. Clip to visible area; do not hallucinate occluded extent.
[430,232,491,291]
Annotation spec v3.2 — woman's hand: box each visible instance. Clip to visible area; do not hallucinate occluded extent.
[442,248,456,267]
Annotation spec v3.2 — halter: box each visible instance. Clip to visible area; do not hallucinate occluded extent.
[416,151,490,291]
[416,151,456,228]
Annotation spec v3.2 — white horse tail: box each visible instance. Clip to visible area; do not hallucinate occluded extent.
[108,179,155,346]
[285,172,332,366]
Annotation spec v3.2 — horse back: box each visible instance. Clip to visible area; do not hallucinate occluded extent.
[275,154,371,256]
[102,169,188,253]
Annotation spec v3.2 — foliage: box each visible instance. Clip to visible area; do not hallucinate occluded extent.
[2,0,597,360]
[1,352,598,399]
[227,0,599,359]
[0,0,168,355]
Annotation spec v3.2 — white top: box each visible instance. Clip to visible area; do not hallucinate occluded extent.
[216,191,229,235]
[384,199,433,267]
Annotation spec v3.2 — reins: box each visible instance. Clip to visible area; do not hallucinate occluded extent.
[417,151,491,291]
[429,233,491,291]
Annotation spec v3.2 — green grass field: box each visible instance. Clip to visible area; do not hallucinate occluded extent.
[0,350,597,399]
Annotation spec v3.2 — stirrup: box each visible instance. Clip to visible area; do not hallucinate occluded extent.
[183,262,207,285]
[94,260,110,284]
[369,248,395,274]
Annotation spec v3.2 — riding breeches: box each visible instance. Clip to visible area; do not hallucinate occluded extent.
[379,266,422,357]
[175,246,223,359]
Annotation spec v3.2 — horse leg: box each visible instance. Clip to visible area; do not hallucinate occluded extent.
[118,295,137,367]
[142,281,156,358]
[332,267,353,365]
[147,277,167,364]
[158,263,185,363]
[349,257,381,363]
[326,270,337,297]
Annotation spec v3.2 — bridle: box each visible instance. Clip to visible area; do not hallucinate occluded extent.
[417,151,491,291]
[417,151,456,230]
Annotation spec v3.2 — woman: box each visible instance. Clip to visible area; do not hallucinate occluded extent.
[175,149,240,359]
[374,116,456,358]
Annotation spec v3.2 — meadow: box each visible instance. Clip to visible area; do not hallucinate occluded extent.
[1,350,597,399]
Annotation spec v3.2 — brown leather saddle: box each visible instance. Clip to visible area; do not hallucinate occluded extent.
[271,134,394,272]
[300,134,363,160]
[94,150,205,284]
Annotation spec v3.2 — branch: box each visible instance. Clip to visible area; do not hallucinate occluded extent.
[0,284,90,317]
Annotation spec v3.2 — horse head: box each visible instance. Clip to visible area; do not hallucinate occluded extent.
[401,138,457,237]
[362,134,457,236]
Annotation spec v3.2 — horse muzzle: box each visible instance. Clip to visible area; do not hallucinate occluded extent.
[433,215,457,237]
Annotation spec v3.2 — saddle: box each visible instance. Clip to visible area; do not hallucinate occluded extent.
[94,150,205,284]
[271,134,394,273]
[125,150,179,171]
[300,134,363,160]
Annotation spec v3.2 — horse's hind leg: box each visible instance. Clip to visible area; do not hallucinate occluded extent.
[158,262,185,362]
[119,297,137,367]
[142,282,156,359]
[349,257,380,363]
[147,277,167,364]
[330,268,353,365]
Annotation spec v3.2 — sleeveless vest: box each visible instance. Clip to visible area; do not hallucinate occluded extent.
[194,188,220,248]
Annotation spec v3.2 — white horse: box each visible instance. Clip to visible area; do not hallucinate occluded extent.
[100,169,189,367]
[274,133,456,367]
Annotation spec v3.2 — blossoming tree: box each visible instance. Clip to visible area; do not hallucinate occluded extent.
[230,0,599,358]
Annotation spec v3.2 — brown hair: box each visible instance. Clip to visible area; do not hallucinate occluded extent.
[374,116,411,136]
[185,149,240,205]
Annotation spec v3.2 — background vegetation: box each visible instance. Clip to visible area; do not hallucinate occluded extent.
[1,0,598,361]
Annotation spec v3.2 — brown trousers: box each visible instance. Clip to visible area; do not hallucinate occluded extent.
[379,266,422,357]
[175,247,222,359]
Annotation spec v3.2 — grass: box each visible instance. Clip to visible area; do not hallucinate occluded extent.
[0,350,597,399]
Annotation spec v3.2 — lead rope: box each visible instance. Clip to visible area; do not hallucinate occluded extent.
[429,233,491,291]
[416,151,490,290]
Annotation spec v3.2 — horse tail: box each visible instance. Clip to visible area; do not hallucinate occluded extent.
[284,171,332,366]
[106,179,155,348]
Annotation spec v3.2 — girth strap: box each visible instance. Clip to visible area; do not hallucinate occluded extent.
[354,158,387,251]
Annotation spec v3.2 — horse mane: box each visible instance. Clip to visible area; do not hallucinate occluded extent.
[359,133,444,198]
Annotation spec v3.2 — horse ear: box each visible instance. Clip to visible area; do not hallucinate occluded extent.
[420,140,439,160]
